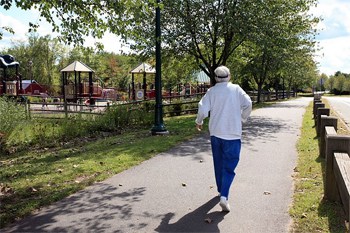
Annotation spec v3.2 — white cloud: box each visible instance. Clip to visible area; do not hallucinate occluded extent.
[0,12,29,48]
[315,36,350,75]
[311,0,350,75]
[84,32,130,54]
[1,7,130,55]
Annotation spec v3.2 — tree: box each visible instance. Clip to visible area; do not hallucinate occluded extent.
[236,0,318,102]
[3,34,64,87]
[325,75,335,93]
[0,26,14,40]
[1,0,319,88]
[316,73,328,91]
[334,74,346,94]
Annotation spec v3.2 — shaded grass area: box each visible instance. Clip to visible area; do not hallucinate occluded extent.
[0,115,202,229]
[290,102,347,232]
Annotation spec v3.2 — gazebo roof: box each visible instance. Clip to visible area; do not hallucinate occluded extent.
[130,62,155,74]
[61,61,94,73]
[0,54,19,69]
[192,70,210,83]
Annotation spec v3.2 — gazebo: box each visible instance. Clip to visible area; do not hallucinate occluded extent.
[130,62,156,101]
[60,61,95,104]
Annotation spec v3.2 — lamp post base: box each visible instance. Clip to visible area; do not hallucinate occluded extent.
[151,124,169,135]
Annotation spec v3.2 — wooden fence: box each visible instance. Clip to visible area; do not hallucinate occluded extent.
[25,90,295,119]
[314,94,350,229]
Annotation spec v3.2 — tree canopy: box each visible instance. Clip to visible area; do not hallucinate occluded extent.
[1,0,321,100]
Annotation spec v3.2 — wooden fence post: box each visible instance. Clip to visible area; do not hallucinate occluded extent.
[317,108,330,136]
[333,152,350,222]
[313,99,322,118]
[27,99,31,120]
[320,116,338,158]
[64,100,68,119]
[314,93,322,101]
[314,102,325,122]
[325,128,350,201]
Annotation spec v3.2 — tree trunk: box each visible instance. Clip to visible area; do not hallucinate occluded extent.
[257,83,263,103]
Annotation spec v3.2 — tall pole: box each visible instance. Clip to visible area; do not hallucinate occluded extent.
[151,0,168,135]
[29,61,33,94]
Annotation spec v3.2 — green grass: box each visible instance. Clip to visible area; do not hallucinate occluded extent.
[290,102,347,232]
[0,114,203,229]
[3,98,347,231]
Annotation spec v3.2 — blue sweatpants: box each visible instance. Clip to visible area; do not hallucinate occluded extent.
[210,136,241,199]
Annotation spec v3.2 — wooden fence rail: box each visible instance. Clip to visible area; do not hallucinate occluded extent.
[315,94,350,229]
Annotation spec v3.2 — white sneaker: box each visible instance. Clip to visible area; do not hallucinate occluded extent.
[219,196,231,212]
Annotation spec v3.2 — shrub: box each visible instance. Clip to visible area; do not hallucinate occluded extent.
[0,97,26,137]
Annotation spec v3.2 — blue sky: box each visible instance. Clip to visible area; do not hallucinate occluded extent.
[1,0,350,76]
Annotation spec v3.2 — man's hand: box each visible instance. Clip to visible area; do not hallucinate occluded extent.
[196,124,203,131]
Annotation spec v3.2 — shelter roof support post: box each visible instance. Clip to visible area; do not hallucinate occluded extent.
[16,65,20,96]
[143,72,147,100]
[61,72,65,100]
[89,72,93,105]
[74,71,78,102]
[19,73,23,94]
[62,72,68,118]
[78,72,81,98]
[0,69,3,95]
[132,73,135,101]
[3,68,7,94]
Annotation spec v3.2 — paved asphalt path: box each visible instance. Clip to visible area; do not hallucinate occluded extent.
[3,97,312,233]
[324,96,350,130]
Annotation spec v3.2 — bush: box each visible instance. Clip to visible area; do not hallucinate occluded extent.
[0,97,26,137]
[101,103,154,130]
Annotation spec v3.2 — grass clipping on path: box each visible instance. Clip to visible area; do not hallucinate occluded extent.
[290,102,346,233]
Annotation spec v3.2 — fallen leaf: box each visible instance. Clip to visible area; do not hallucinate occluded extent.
[57,169,63,173]
[205,218,213,223]
[119,184,123,186]
[263,191,271,195]
[28,187,37,193]
[301,213,307,218]
[182,183,187,187]
[73,164,78,168]
[199,160,203,163]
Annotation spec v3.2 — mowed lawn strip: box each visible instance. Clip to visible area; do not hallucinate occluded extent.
[0,115,202,228]
[290,102,347,232]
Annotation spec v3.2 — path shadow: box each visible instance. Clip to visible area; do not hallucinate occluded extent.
[161,134,212,160]
[4,183,147,232]
[154,196,227,233]
[241,115,292,151]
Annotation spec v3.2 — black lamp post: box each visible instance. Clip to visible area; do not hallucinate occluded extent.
[151,0,168,135]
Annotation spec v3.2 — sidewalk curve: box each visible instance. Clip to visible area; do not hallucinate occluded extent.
[4,97,312,233]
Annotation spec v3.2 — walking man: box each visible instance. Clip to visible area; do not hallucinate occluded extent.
[195,65,252,212]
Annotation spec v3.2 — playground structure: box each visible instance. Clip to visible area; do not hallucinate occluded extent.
[1,55,210,104]
[0,54,21,96]
[129,63,210,101]
[60,61,104,104]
